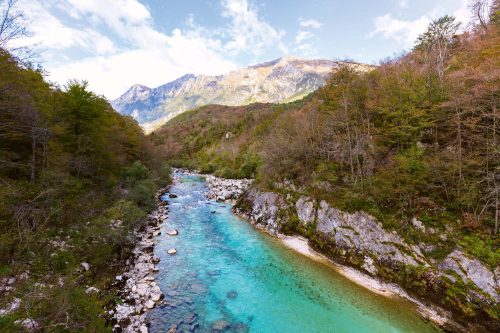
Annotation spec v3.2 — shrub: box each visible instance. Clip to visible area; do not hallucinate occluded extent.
[158,163,173,187]
[123,161,149,186]
[128,180,156,209]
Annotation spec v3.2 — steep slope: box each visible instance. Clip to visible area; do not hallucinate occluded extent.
[150,18,500,331]
[113,57,373,132]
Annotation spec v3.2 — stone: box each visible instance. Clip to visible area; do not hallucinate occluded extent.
[169,193,178,198]
[167,229,179,236]
[85,286,99,294]
[0,298,21,315]
[212,319,230,331]
[80,262,90,271]
[226,290,238,299]
[438,249,498,301]
[14,318,38,332]
[115,304,134,323]
[410,217,426,233]
[362,256,378,275]
[150,286,163,302]
[296,197,315,225]
[314,200,427,267]
[184,313,197,324]
[145,300,155,309]
[168,248,177,255]
[140,324,148,333]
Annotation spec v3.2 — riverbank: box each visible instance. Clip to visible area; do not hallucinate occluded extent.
[278,235,452,328]
[241,217,455,331]
[111,189,169,333]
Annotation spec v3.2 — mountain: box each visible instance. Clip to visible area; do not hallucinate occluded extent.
[112,57,373,132]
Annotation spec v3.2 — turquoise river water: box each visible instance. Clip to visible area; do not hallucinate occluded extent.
[148,173,441,333]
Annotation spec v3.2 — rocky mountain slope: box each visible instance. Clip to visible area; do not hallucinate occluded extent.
[112,57,373,132]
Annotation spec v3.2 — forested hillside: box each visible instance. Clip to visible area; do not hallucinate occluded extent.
[153,6,499,329]
[0,49,169,331]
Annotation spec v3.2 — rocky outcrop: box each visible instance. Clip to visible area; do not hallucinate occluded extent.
[295,196,315,224]
[238,189,427,269]
[315,200,428,268]
[235,188,285,235]
[206,175,252,203]
[438,249,499,301]
[235,187,499,330]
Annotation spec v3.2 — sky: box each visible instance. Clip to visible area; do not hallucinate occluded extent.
[13,0,473,100]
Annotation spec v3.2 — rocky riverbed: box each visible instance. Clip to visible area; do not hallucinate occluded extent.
[111,171,499,332]
[111,190,169,333]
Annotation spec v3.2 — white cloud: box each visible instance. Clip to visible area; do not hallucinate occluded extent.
[370,1,476,48]
[15,0,290,98]
[369,13,430,47]
[17,0,242,99]
[399,0,409,9]
[294,17,322,56]
[16,1,116,53]
[295,31,314,44]
[298,18,323,29]
[221,0,286,55]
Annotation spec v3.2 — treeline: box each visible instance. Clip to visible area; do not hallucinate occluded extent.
[0,49,168,331]
[154,4,499,267]
[150,102,307,179]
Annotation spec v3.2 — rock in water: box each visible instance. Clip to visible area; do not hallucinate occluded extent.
[167,229,179,236]
[212,319,230,331]
[226,290,238,299]
[169,193,178,198]
[168,248,177,255]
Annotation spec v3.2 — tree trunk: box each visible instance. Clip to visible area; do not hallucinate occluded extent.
[30,126,36,183]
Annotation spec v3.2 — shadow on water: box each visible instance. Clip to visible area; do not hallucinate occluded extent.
[148,174,441,333]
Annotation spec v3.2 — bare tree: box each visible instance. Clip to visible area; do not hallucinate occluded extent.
[470,0,492,30]
[0,0,30,46]
[0,0,35,62]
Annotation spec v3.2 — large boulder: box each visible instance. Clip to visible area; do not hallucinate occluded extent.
[316,200,428,267]
[236,188,285,234]
[438,249,499,301]
[295,196,315,224]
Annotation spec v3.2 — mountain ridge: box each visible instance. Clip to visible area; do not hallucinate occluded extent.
[112,56,374,132]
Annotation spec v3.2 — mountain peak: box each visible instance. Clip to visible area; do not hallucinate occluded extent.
[113,57,371,132]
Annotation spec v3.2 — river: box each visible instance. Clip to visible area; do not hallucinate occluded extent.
[148,173,441,333]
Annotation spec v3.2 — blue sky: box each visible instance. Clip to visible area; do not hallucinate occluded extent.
[15,0,472,99]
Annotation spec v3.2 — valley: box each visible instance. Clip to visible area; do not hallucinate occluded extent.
[0,1,499,333]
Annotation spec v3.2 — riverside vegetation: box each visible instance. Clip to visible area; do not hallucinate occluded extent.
[0,1,499,332]
[151,6,500,332]
[0,47,172,331]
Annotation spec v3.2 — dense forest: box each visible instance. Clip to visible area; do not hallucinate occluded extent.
[155,3,499,247]
[0,48,170,331]
[152,4,499,328]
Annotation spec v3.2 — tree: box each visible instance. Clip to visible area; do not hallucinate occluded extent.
[470,0,493,30]
[0,0,32,60]
[414,15,460,82]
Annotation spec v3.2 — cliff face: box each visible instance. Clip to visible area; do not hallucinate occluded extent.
[234,187,499,332]
[112,57,374,133]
